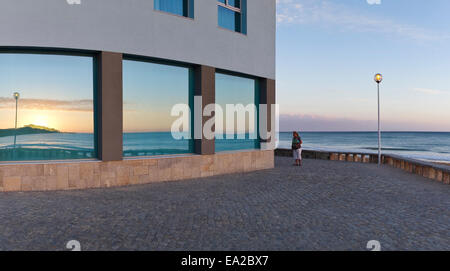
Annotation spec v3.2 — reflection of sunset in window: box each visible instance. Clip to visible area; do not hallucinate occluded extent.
[30,115,49,128]
[0,52,95,161]
[0,53,93,133]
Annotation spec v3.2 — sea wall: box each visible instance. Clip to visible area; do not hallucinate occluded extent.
[275,149,450,185]
[0,150,274,192]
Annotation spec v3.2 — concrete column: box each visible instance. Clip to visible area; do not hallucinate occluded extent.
[259,78,276,143]
[194,65,215,155]
[96,52,123,161]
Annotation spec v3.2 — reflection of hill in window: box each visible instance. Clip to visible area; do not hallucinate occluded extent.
[0,124,60,138]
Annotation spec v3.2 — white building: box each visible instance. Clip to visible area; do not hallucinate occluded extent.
[0,0,276,192]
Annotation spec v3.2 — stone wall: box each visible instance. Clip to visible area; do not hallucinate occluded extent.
[0,150,274,192]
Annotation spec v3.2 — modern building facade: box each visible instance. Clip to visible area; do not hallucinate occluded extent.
[0,0,276,192]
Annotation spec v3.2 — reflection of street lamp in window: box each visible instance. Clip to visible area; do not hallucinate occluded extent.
[13,92,20,149]
[374,74,382,166]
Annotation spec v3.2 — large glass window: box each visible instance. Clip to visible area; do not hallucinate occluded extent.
[0,53,95,161]
[218,0,247,34]
[215,73,259,152]
[154,0,194,18]
[123,59,193,157]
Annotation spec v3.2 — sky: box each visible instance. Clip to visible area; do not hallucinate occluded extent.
[0,54,94,133]
[276,0,450,131]
[1,1,449,133]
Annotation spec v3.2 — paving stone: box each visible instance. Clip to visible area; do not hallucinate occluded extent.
[0,157,448,251]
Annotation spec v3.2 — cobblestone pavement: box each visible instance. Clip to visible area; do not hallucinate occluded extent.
[0,157,449,251]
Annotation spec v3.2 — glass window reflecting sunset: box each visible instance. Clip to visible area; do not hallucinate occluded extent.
[123,59,193,157]
[0,53,95,161]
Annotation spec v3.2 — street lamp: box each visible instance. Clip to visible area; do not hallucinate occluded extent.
[374,74,382,166]
[13,92,20,149]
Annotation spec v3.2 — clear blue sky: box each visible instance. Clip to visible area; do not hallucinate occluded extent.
[276,0,450,131]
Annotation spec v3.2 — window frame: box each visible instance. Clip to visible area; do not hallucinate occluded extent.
[218,0,242,13]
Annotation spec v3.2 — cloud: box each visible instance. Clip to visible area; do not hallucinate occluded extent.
[412,88,447,95]
[280,114,377,131]
[276,0,448,41]
[366,0,381,5]
[0,97,93,112]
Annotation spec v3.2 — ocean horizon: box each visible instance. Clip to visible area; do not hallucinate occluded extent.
[1,131,449,163]
[278,131,450,163]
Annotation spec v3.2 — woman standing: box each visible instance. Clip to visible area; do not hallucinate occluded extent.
[292,131,303,166]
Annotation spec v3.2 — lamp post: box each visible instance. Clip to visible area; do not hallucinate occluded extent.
[13,92,20,149]
[374,74,382,166]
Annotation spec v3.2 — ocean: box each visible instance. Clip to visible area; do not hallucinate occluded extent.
[1,132,449,163]
[0,132,258,161]
[278,132,450,163]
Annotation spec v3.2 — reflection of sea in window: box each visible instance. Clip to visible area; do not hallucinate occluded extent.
[215,73,259,152]
[123,59,193,157]
[0,53,95,161]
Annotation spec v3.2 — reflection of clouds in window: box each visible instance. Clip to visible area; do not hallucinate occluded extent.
[0,97,93,112]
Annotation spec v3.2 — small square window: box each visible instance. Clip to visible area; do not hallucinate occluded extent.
[218,0,246,34]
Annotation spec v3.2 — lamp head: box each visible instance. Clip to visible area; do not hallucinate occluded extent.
[374,73,383,84]
[13,92,20,100]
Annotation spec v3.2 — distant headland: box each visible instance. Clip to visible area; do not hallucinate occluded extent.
[0,124,60,138]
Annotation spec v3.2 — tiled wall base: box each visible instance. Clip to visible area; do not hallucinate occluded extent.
[0,150,274,192]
